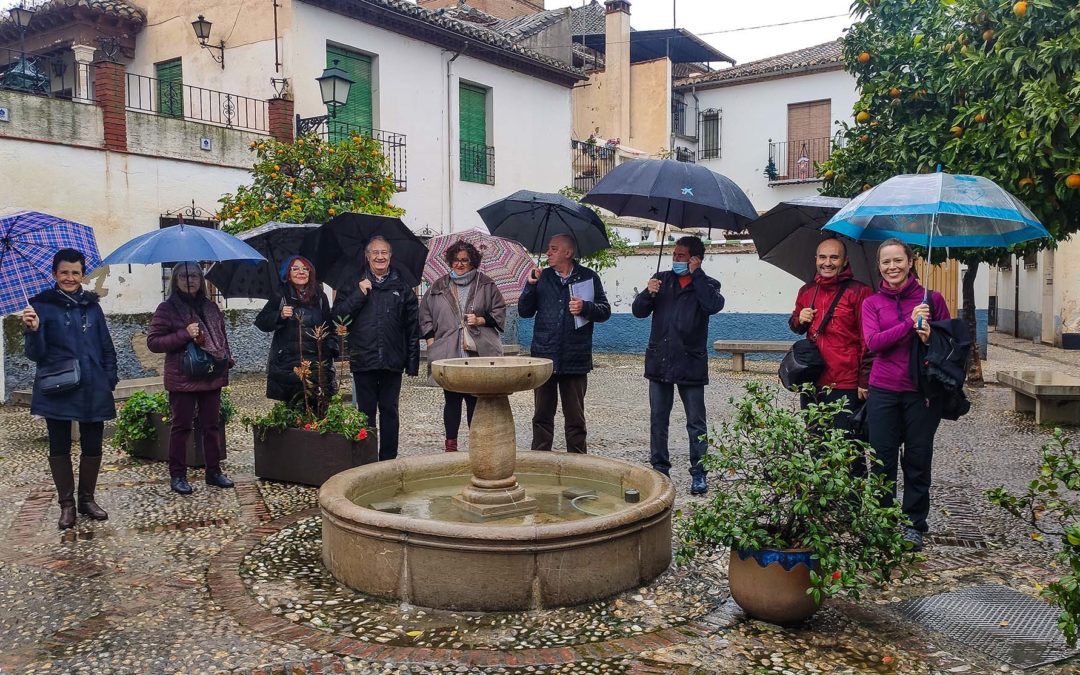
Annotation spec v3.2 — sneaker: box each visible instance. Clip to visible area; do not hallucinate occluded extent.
[170,477,193,495]
[205,472,235,489]
[902,527,924,552]
[690,473,708,495]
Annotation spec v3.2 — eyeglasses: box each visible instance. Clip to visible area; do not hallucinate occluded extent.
[451,258,471,265]
[289,266,309,273]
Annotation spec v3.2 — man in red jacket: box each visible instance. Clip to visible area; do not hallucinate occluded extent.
[788,238,872,430]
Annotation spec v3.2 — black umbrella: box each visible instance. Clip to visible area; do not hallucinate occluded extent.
[747,196,879,287]
[582,159,757,271]
[205,222,319,299]
[478,190,610,258]
[302,213,426,289]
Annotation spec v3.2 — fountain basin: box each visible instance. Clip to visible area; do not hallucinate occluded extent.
[430,356,553,396]
[320,451,674,611]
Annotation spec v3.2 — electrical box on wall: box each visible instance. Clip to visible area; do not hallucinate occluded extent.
[200,137,212,151]
[0,107,9,122]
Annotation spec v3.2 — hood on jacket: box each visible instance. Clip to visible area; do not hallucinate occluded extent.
[878,274,922,300]
[30,286,100,307]
[814,265,855,288]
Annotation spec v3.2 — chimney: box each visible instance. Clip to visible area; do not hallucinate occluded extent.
[604,0,631,144]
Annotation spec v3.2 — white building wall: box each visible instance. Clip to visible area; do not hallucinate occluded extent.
[689,69,859,212]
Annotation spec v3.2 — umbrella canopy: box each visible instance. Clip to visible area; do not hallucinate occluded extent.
[0,211,101,315]
[747,196,879,287]
[101,223,265,265]
[303,212,426,289]
[478,190,610,258]
[206,222,319,299]
[423,228,534,304]
[823,173,1050,248]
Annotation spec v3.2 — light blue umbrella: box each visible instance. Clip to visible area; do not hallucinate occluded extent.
[102,223,266,265]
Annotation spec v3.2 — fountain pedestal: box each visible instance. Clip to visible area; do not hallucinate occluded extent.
[430,357,552,519]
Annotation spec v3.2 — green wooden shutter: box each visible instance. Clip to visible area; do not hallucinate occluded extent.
[326,45,372,142]
[459,84,488,183]
[155,58,183,118]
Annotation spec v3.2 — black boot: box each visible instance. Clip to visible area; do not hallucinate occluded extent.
[48,455,77,530]
[76,455,109,521]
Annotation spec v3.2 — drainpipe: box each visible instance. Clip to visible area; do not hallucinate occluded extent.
[446,43,467,233]
[689,84,700,157]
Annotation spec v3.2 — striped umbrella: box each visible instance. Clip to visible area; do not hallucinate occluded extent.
[423,228,534,304]
[0,210,101,315]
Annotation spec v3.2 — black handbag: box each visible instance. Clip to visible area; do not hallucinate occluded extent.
[38,358,81,395]
[182,342,227,379]
[779,281,851,390]
[849,401,869,440]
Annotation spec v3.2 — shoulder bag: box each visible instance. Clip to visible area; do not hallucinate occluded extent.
[39,359,81,395]
[779,281,851,390]
[182,341,228,379]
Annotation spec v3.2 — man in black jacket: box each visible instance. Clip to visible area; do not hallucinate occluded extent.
[332,236,419,461]
[518,234,611,454]
[632,236,724,494]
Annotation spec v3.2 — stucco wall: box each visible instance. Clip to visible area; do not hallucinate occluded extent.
[0,91,104,147]
[628,58,671,156]
[688,69,859,212]
[126,111,260,167]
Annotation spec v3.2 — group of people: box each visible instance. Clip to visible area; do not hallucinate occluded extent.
[22,233,948,550]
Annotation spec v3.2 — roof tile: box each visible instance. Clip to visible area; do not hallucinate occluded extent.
[677,40,842,86]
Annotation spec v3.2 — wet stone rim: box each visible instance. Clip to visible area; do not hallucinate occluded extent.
[207,508,726,668]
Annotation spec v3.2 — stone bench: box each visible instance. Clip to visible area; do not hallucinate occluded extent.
[997,370,1080,425]
[11,375,165,408]
[713,340,793,372]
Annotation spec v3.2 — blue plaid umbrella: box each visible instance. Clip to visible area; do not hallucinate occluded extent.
[0,211,101,315]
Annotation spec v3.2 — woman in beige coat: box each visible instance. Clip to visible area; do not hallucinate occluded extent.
[419,241,506,452]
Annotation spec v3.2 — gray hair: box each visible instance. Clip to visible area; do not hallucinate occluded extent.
[365,236,393,256]
[168,261,205,297]
[549,233,576,256]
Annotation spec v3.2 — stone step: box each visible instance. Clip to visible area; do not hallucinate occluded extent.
[11,376,165,407]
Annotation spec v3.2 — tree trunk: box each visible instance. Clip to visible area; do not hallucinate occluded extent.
[962,261,985,386]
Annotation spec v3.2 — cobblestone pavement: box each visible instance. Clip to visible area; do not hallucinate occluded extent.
[0,334,1078,674]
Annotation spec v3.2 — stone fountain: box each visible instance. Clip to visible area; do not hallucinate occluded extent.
[320,356,674,611]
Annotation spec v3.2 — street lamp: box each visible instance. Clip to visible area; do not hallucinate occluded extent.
[9,4,34,59]
[415,226,437,247]
[191,15,225,69]
[295,60,354,137]
[640,225,651,242]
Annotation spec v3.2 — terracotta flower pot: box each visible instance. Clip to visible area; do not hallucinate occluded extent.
[728,547,821,624]
[128,414,227,467]
[253,426,378,487]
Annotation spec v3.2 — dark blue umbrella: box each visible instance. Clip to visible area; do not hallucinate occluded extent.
[102,222,265,265]
[582,159,757,270]
[205,222,319,299]
[478,190,610,258]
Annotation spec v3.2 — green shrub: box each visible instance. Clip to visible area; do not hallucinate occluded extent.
[242,394,370,442]
[112,388,236,454]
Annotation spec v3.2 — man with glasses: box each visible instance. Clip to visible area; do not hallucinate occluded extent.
[332,236,420,461]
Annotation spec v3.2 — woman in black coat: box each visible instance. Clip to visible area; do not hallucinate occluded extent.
[254,255,337,405]
[21,248,117,530]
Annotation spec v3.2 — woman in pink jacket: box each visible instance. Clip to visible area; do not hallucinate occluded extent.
[861,238,949,552]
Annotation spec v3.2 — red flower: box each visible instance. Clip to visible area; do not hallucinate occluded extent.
[304,423,313,431]
[831,570,841,581]
[357,428,369,440]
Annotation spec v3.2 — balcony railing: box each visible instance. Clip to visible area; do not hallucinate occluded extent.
[766,136,843,184]
[125,73,268,133]
[311,119,408,191]
[672,98,690,138]
[674,146,695,164]
[571,138,615,193]
[460,140,495,185]
[0,47,91,101]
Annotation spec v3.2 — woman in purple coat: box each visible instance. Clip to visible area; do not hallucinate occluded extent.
[861,238,950,552]
[147,262,234,495]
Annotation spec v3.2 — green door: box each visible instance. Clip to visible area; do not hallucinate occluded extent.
[459,83,488,183]
[155,58,183,118]
[326,45,372,141]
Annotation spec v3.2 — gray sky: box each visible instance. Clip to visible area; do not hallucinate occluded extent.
[585,0,855,65]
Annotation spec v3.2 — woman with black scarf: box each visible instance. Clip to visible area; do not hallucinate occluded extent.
[147,262,234,495]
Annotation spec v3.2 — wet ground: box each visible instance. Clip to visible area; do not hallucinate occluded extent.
[0,330,1078,674]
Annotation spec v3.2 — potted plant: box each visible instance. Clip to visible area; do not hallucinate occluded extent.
[245,323,376,486]
[987,428,1080,646]
[677,382,914,624]
[112,389,235,466]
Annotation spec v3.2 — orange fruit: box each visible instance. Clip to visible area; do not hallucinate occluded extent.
[823,170,835,180]
[858,51,871,63]
[982,29,995,41]
[1013,1,1027,17]
[862,183,872,191]
[859,134,870,143]
[950,126,964,138]
[1018,177,1034,188]
[327,207,337,216]
[974,113,988,123]
[889,87,901,98]
[1066,174,1080,189]
[856,111,871,123]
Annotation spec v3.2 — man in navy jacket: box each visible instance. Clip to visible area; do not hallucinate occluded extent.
[632,236,724,494]
[518,234,610,454]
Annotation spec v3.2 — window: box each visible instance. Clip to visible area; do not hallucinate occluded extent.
[326,45,373,141]
[155,58,183,118]
[785,99,831,177]
[698,109,721,160]
[459,83,493,184]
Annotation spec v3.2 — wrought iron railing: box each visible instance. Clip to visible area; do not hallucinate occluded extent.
[674,146,695,164]
[460,140,495,185]
[125,72,268,133]
[766,136,843,183]
[571,138,615,193]
[305,119,408,191]
[672,98,690,138]
[0,47,91,101]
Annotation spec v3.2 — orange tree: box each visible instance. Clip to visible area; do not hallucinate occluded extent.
[821,0,1080,375]
[217,133,403,234]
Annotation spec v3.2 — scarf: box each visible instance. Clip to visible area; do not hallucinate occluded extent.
[451,269,477,315]
[173,291,229,361]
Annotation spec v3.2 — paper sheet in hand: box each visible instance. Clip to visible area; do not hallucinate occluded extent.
[571,279,593,329]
